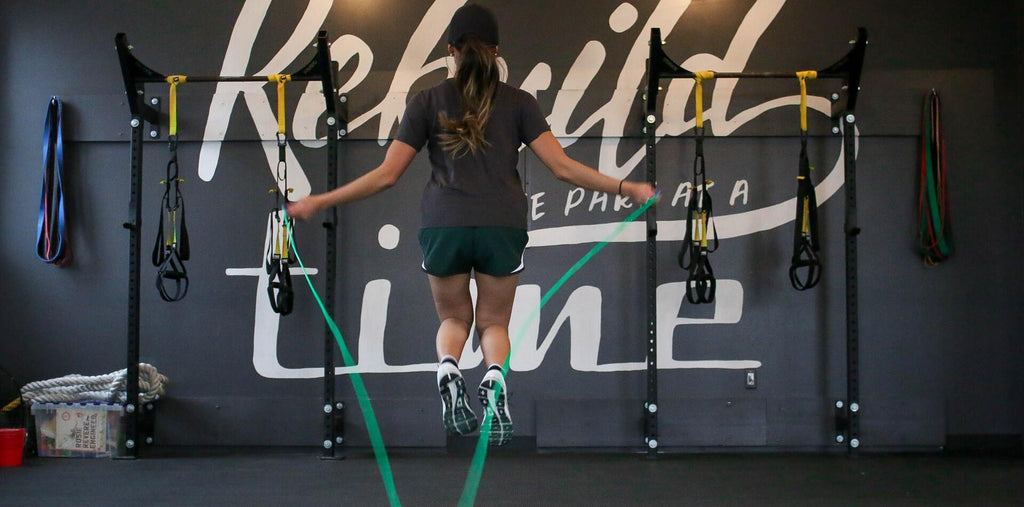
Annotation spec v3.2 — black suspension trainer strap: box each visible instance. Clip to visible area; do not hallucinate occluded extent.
[678,71,718,304]
[152,75,190,302]
[36,96,73,266]
[266,74,294,316]
[789,71,822,290]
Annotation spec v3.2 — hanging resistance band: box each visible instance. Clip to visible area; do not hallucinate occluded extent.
[918,90,953,265]
[789,71,822,290]
[152,75,190,302]
[266,74,295,315]
[678,71,718,304]
[36,96,73,266]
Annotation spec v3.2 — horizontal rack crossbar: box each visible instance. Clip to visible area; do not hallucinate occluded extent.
[652,71,849,80]
[134,75,327,84]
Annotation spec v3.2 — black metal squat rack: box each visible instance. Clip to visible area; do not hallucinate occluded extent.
[115,31,346,459]
[642,27,868,457]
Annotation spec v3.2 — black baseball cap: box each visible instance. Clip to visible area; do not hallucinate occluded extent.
[447,3,499,49]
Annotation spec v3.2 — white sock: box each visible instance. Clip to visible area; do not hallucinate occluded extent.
[482,365,506,391]
[437,357,461,385]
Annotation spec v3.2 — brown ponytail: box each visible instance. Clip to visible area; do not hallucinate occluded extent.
[438,36,499,157]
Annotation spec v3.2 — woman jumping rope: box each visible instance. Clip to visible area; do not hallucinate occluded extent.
[288,3,657,445]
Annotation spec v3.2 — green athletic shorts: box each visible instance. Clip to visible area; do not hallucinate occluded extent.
[419,227,528,277]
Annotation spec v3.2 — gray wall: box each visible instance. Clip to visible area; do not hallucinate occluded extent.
[1,0,1021,451]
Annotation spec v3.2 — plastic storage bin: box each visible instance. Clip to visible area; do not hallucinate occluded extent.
[30,402,124,458]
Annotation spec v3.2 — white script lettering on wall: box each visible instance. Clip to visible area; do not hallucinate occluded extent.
[214,0,855,378]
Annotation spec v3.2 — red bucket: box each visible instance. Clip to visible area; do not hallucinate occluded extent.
[0,428,26,467]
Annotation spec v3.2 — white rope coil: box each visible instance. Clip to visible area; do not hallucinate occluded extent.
[20,363,168,405]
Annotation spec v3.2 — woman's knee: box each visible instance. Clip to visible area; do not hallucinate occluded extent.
[440,315,473,333]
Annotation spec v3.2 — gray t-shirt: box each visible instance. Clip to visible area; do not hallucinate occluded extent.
[395,79,550,229]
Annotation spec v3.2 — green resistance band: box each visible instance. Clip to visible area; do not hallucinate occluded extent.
[285,208,402,507]
[458,194,659,507]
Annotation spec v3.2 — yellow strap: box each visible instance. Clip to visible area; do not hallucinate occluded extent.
[698,211,709,247]
[273,219,282,256]
[268,74,291,135]
[281,218,290,260]
[796,70,817,132]
[166,75,187,136]
[693,71,715,128]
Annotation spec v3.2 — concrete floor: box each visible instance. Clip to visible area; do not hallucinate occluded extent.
[2,447,1022,506]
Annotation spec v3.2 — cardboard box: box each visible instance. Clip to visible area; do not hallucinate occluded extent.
[31,402,124,458]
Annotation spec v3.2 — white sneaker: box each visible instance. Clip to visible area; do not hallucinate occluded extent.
[478,367,513,446]
[438,361,478,436]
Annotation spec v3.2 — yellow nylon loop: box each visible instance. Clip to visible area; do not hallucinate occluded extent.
[269,74,291,135]
[796,70,817,132]
[699,211,709,247]
[166,75,187,136]
[693,71,715,129]
[273,220,283,256]
[281,220,291,260]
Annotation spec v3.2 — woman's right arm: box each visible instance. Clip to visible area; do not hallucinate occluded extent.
[287,140,418,220]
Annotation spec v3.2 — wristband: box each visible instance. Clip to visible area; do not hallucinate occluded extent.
[617,179,624,196]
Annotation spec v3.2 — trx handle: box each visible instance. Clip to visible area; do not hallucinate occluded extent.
[679,184,719,304]
[36,96,73,266]
[267,260,294,316]
[155,246,189,302]
[790,71,822,290]
[265,209,294,315]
